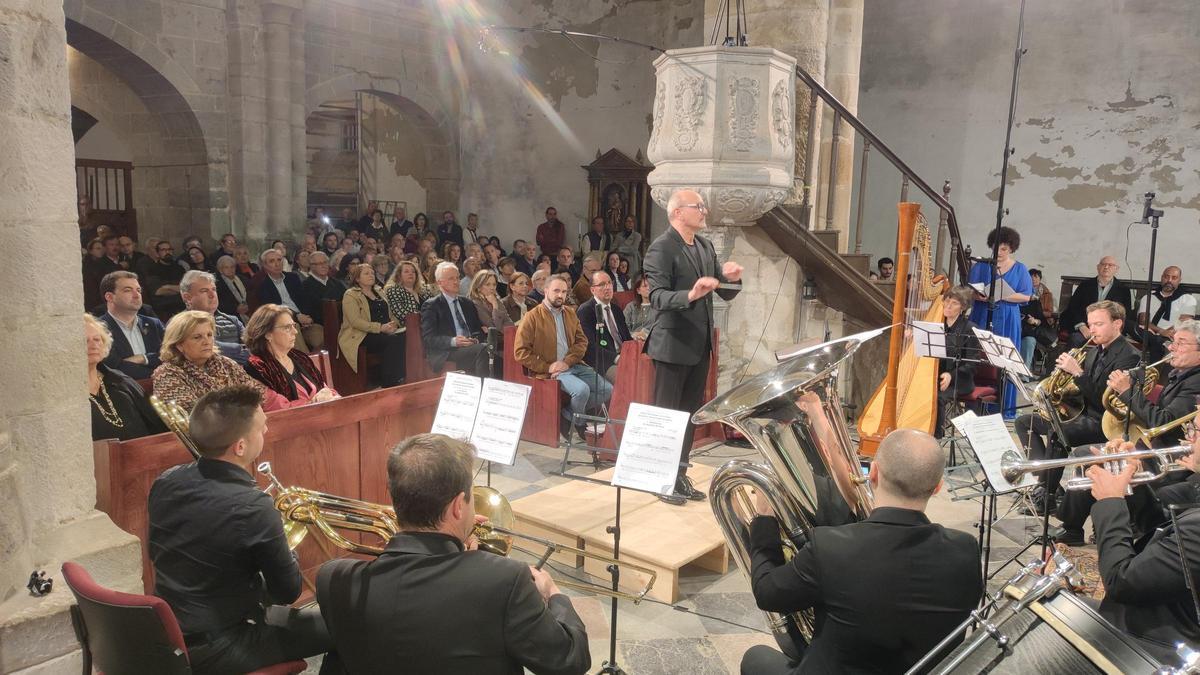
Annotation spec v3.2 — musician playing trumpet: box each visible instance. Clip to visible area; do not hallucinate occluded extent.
[1087,436,1200,662]
[1055,320,1200,544]
[1015,300,1140,515]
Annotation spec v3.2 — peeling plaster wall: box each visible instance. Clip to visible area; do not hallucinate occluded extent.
[456,0,704,246]
[361,95,428,216]
[856,0,1200,293]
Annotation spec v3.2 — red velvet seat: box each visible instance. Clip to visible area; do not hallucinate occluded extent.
[611,290,635,311]
[502,325,565,446]
[61,561,306,675]
[960,363,998,411]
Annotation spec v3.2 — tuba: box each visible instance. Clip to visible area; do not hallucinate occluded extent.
[695,329,880,660]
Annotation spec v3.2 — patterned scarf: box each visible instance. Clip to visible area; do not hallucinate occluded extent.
[246,349,325,400]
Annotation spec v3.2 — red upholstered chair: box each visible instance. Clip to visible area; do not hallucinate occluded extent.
[61,561,305,675]
[611,290,635,311]
[960,364,999,414]
[503,325,564,446]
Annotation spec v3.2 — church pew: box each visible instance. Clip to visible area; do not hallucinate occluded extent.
[611,290,636,310]
[502,325,565,447]
[93,377,444,594]
[322,300,436,395]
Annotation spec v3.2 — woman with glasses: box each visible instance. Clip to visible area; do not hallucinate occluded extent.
[243,304,339,406]
[1053,319,1200,546]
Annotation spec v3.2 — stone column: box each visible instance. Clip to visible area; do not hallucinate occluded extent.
[817,0,864,249]
[291,12,308,230]
[226,0,270,241]
[0,1,141,671]
[264,2,296,237]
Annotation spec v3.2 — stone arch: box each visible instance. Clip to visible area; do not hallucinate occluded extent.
[64,16,224,240]
[307,72,460,214]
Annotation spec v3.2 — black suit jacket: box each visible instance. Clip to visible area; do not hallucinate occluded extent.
[643,227,741,366]
[749,508,981,674]
[1093,498,1200,661]
[301,275,348,318]
[577,298,632,374]
[252,272,311,316]
[437,222,464,248]
[1061,277,1135,333]
[939,315,978,397]
[317,532,590,675]
[1116,365,1200,446]
[101,312,165,379]
[420,294,485,371]
[215,273,251,316]
[1073,336,1141,419]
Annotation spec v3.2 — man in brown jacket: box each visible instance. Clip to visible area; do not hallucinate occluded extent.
[514,275,612,440]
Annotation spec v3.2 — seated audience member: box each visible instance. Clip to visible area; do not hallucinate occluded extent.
[742,429,981,674]
[214,255,251,321]
[469,269,514,331]
[420,262,490,377]
[613,215,642,277]
[389,205,414,239]
[514,275,613,440]
[83,235,124,309]
[294,250,312,279]
[580,216,611,261]
[571,255,603,305]
[181,270,249,365]
[937,286,978,437]
[606,252,630,292]
[82,238,107,308]
[555,246,581,284]
[119,235,147,272]
[1061,255,1134,347]
[234,245,259,277]
[578,270,632,383]
[244,304,339,406]
[148,386,336,674]
[384,260,427,321]
[876,257,895,281]
[529,268,549,304]
[317,434,589,673]
[339,263,406,388]
[210,233,238,266]
[321,231,341,257]
[1137,265,1196,360]
[464,241,484,266]
[442,242,464,270]
[144,240,187,320]
[480,243,501,276]
[100,271,165,380]
[488,236,505,257]
[151,310,277,412]
[1031,267,1056,319]
[436,210,464,249]
[624,273,656,340]
[357,201,379,232]
[254,248,323,351]
[459,256,482,296]
[516,241,538,276]
[464,212,485,246]
[1019,272,1053,376]
[1085,438,1200,662]
[370,253,392,286]
[495,257,517,298]
[420,250,441,286]
[85,313,166,441]
[502,272,538,323]
[362,209,389,244]
[183,246,210,272]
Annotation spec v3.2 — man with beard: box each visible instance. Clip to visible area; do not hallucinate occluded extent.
[1136,265,1195,360]
[536,207,566,258]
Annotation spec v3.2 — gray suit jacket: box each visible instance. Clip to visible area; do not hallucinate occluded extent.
[642,226,740,366]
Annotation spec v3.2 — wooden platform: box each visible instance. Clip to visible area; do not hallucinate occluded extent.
[510,464,729,603]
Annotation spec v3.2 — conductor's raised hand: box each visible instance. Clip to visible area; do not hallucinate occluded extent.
[722,261,743,282]
[688,276,719,302]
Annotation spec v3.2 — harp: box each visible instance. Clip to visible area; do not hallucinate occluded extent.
[857,203,949,455]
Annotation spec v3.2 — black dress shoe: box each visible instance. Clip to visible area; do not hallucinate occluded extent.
[658,492,687,506]
[1052,527,1086,546]
[676,475,706,502]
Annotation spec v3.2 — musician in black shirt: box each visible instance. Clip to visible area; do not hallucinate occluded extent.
[147,386,335,673]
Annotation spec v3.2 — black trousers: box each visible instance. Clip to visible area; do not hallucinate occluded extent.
[1013,413,1106,490]
[446,342,491,378]
[361,332,405,387]
[653,350,711,470]
[187,605,335,674]
[740,644,800,675]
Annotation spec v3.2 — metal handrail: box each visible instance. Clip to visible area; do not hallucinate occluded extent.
[794,65,969,283]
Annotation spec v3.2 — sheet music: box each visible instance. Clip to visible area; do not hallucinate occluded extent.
[970,327,1032,377]
[430,372,483,440]
[611,403,690,495]
[911,320,947,358]
[952,410,1036,494]
[969,278,1020,301]
[469,379,530,466]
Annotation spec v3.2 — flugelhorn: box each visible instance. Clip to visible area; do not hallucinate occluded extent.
[1101,354,1171,442]
[999,443,1193,491]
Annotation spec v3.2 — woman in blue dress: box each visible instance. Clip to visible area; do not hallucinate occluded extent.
[968,226,1033,419]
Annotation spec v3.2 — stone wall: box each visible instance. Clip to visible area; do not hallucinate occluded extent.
[856,0,1200,293]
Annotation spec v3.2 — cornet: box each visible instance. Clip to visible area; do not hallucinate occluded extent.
[1000,444,1193,491]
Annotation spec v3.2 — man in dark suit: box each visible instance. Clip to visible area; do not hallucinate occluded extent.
[577,270,632,383]
[1061,256,1134,347]
[420,262,489,377]
[1086,441,1200,663]
[436,210,465,250]
[742,429,982,674]
[301,252,348,314]
[1015,300,1141,513]
[317,433,590,674]
[644,188,742,504]
[99,271,165,380]
[1055,319,1200,544]
[252,248,322,352]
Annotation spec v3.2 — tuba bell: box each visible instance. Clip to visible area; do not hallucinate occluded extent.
[694,329,880,660]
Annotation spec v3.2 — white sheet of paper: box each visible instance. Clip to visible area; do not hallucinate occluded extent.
[912,320,947,358]
[959,413,1037,493]
[469,378,531,466]
[430,372,482,441]
[970,327,1032,377]
[611,403,690,495]
[969,278,1020,301]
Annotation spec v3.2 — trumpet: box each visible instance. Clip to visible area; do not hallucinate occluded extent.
[257,464,656,603]
[1100,355,1172,442]
[999,443,1193,491]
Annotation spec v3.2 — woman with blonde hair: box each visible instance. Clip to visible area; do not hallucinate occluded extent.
[85,313,166,440]
[151,310,285,412]
[419,250,441,286]
[384,260,427,322]
[339,263,406,388]
[243,304,339,406]
[468,268,514,330]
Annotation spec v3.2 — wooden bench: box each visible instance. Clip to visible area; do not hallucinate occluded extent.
[502,325,564,447]
[322,300,436,395]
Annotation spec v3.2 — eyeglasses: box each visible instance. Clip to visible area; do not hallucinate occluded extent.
[1170,340,1199,349]
[591,281,613,288]
[678,203,709,214]
[1184,419,1199,443]
[273,323,299,332]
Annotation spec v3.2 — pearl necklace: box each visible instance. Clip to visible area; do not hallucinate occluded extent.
[90,379,125,428]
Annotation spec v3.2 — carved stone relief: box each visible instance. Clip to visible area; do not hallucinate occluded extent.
[649,82,665,153]
[772,80,792,150]
[728,77,759,152]
[672,75,707,152]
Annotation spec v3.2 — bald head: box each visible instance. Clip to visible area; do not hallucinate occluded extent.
[1097,256,1119,282]
[874,429,944,502]
[666,189,701,214]
[666,188,708,234]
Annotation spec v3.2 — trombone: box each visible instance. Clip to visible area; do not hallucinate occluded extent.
[1000,443,1193,491]
[257,464,657,603]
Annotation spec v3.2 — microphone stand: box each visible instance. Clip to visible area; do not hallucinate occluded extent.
[1126,192,1164,442]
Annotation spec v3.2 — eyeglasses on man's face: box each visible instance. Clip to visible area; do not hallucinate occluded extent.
[678,203,708,214]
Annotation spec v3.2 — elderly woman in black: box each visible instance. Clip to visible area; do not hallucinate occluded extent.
[243,304,339,406]
[85,313,167,440]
